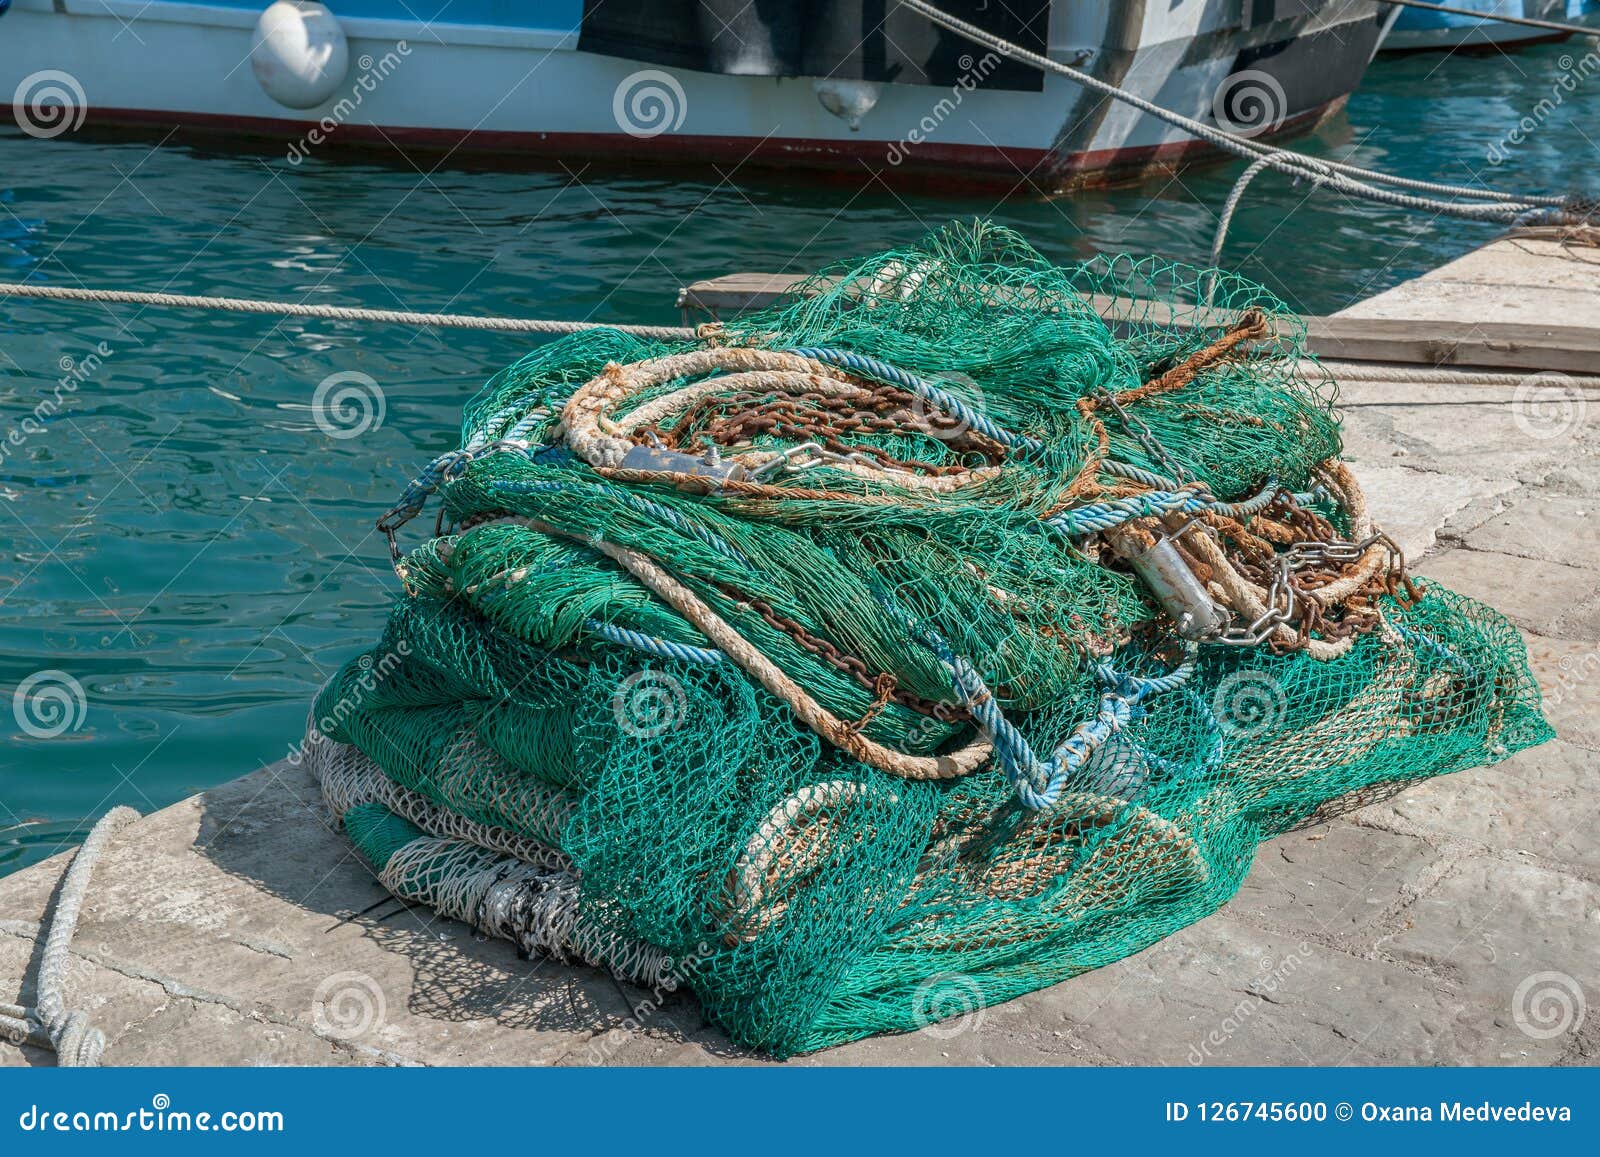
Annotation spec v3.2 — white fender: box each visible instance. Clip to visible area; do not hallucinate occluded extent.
[250,2,349,110]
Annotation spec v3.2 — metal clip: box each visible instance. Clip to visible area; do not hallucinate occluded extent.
[618,442,747,481]
[1110,526,1231,642]
[746,442,824,482]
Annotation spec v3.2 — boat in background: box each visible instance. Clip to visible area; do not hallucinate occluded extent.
[1,0,1398,194]
[1381,0,1599,52]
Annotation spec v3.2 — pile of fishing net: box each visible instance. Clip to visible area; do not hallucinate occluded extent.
[303,222,1550,1057]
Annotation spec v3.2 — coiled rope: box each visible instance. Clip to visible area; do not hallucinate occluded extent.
[0,806,140,1066]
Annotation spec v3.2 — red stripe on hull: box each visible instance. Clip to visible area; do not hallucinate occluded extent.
[25,99,1346,195]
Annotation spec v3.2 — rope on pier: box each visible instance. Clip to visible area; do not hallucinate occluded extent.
[0,281,698,342]
[0,807,140,1066]
[1306,361,1600,386]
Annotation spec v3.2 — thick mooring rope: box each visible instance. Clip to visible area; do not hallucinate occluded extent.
[898,0,1589,226]
[0,281,697,342]
[1,807,140,1066]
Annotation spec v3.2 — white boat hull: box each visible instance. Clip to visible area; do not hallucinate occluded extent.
[1,0,1394,192]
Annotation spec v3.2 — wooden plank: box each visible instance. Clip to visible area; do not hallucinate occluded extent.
[676,273,818,320]
[677,271,1600,373]
[1306,317,1600,374]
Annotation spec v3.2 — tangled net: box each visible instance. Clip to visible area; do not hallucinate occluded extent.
[304,222,1550,1057]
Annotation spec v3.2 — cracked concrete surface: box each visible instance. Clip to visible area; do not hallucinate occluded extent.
[1,237,1596,1067]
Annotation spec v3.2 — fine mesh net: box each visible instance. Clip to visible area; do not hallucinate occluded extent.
[303,223,1550,1057]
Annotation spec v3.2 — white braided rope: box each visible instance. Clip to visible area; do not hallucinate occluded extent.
[0,281,696,342]
[0,807,141,1066]
[722,780,875,942]
[1307,361,1600,387]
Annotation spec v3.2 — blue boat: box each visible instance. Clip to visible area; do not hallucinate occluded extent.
[1383,0,1599,52]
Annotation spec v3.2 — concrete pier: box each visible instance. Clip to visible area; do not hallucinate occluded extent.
[3,233,1597,1067]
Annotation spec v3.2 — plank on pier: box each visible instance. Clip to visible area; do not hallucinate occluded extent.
[679,235,1600,374]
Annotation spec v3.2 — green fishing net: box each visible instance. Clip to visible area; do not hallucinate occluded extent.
[303,222,1550,1057]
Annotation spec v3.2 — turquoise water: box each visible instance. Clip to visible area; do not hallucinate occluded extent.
[1,44,1596,873]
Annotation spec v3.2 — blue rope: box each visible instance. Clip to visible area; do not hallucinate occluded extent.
[586,620,725,665]
[1388,615,1477,679]
[929,633,1200,810]
[1049,478,1279,536]
[786,347,1041,452]
[1099,460,1185,489]
[490,478,751,568]
[379,441,571,536]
